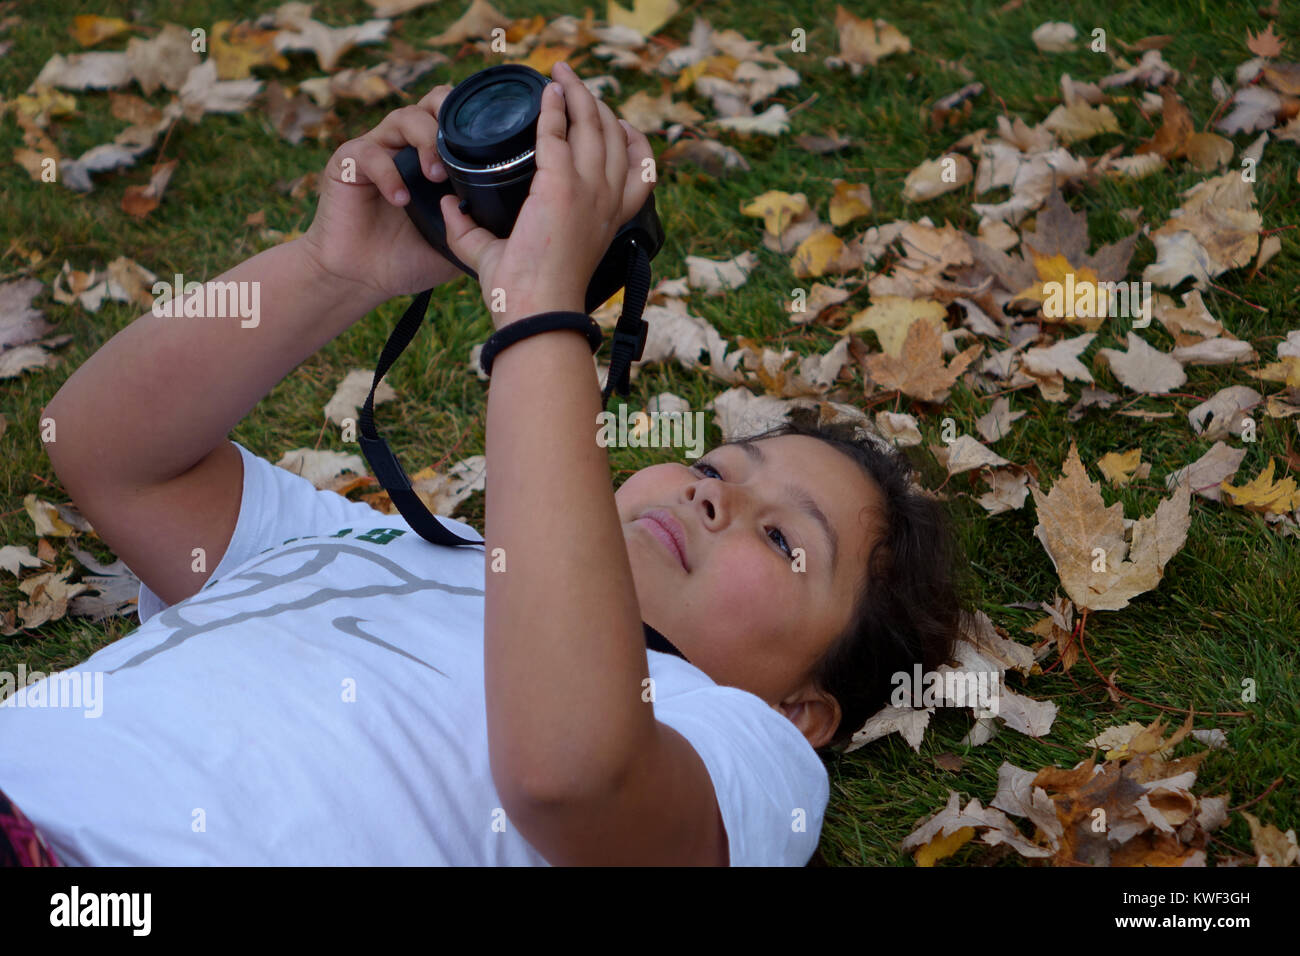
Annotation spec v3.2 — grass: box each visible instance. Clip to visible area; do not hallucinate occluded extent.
[2,0,1298,866]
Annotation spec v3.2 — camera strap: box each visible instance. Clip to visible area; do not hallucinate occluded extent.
[353,247,683,660]
[357,240,651,546]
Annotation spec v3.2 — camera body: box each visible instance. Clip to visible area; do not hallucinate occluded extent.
[393,64,664,314]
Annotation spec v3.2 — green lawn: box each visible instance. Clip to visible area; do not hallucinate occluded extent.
[2,0,1297,865]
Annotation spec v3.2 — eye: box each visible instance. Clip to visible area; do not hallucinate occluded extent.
[692,461,794,559]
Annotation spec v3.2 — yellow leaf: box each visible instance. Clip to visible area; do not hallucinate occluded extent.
[12,87,78,123]
[829,179,872,226]
[510,44,576,74]
[915,826,975,866]
[211,21,290,80]
[790,226,859,278]
[1248,355,1300,388]
[739,190,810,236]
[69,15,132,47]
[606,0,680,38]
[1097,448,1143,486]
[1220,459,1300,514]
[673,54,738,92]
[843,296,946,356]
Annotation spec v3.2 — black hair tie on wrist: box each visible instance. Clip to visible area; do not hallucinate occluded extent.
[479,311,604,377]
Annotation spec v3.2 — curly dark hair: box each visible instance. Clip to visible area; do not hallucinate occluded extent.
[719,411,969,755]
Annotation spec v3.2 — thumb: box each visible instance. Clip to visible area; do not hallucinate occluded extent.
[440,194,499,274]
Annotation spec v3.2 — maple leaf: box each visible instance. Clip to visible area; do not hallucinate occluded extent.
[902,154,972,201]
[1096,332,1187,394]
[1246,23,1286,58]
[829,7,910,70]
[828,180,872,226]
[606,0,679,38]
[1,278,52,350]
[1135,86,1194,159]
[1242,811,1300,866]
[121,159,178,218]
[790,226,863,278]
[842,296,947,356]
[1220,459,1300,514]
[618,89,704,132]
[275,449,368,490]
[323,369,398,428]
[967,185,1138,300]
[1042,99,1119,144]
[1096,448,1147,486]
[211,21,290,80]
[15,567,86,629]
[1031,443,1191,611]
[1032,22,1077,52]
[125,24,200,95]
[1165,441,1247,502]
[862,318,982,403]
[740,191,810,236]
[68,547,141,621]
[273,10,390,73]
[69,15,133,48]
[1143,171,1262,288]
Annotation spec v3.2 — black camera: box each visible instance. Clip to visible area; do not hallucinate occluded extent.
[392,64,665,314]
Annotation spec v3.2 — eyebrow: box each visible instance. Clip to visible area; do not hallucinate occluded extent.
[734,441,839,571]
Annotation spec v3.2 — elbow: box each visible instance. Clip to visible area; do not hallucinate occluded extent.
[492,747,634,813]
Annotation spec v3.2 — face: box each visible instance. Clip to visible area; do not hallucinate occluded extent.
[614,434,885,751]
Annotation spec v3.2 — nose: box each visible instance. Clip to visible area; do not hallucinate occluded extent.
[685,471,738,530]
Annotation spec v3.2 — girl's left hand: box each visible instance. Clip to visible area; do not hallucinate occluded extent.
[439,61,657,330]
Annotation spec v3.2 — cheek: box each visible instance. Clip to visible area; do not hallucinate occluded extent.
[701,541,798,617]
[614,466,679,516]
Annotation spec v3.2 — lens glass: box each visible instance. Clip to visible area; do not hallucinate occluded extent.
[454,79,534,143]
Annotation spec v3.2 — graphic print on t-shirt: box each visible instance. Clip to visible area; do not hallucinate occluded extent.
[107,527,484,675]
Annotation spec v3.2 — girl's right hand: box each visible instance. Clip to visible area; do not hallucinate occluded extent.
[302,85,464,304]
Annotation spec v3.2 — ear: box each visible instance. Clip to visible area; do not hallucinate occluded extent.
[775,686,841,751]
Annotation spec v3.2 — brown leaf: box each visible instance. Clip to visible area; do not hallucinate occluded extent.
[1031,443,1191,611]
[69,15,133,48]
[862,319,981,403]
[1246,23,1286,58]
[121,159,178,218]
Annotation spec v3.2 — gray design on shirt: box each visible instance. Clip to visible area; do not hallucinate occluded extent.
[108,541,483,674]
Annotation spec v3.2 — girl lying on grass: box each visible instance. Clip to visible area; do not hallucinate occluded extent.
[0,61,964,866]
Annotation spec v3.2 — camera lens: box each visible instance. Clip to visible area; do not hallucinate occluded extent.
[454,79,533,141]
[438,65,549,168]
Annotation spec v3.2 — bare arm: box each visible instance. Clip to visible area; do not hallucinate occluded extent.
[42,239,387,492]
[41,89,462,606]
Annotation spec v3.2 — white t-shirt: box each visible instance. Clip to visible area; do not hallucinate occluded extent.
[0,440,828,866]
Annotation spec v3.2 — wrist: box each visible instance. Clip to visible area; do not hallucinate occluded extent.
[294,234,391,316]
[494,296,586,330]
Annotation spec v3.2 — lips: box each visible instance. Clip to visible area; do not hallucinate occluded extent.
[639,509,689,572]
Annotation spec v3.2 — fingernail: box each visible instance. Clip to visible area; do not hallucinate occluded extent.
[429,162,446,180]
[394,189,409,204]
[548,81,564,97]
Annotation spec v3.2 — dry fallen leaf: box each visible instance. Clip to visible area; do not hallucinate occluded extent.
[1096,448,1147,486]
[829,7,911,72]
[69,15,133,48]
[1032,443,1191,611]
[275,448,369,490]
[1143,171,1262,288]
[685,252,759,293]
[1096,332,1187,394]
[862,319,982,403]
[323,369,398,427]
[1165,441,1248,502]
[843,296,947,356]
[1220,459,1300,515]
[121,159,178,218]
